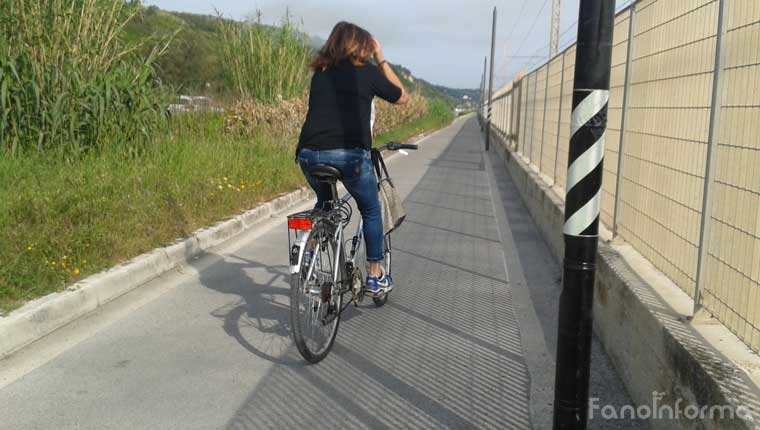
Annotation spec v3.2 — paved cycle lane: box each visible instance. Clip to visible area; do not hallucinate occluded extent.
[223,118,533,430]
[0,116,642,429]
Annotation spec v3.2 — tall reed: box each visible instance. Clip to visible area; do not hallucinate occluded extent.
[0,0,172,156]
[219,13,311,103]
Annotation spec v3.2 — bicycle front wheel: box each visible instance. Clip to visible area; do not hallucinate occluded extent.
[290,221,344,363]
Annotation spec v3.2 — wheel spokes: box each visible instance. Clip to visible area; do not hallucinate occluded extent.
[296,228,340,355]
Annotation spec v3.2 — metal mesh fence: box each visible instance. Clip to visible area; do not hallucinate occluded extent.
[531,65,548,169]
[602,9,633,229]
[524,74,536,160]
[511,80,522,150]
[701,0,760,350]
[556,46,576,191]
[542,55,564,184]
[492,87,511,145]
[618,0,719,297]
[485,0,760,353]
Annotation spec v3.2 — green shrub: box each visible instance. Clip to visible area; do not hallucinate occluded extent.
[219,13,311,103]
[0,0,172,156]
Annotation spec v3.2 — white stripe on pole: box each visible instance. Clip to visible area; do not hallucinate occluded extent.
[570,90,609,137]
[563,88,609,237]
[564,188,602,235]
[566,131,606,191]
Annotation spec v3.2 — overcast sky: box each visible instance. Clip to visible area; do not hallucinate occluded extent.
[145,0,630,89]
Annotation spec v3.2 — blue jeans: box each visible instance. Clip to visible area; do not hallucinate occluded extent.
[297,148,384,262]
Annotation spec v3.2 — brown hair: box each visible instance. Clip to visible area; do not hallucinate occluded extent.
[310,22,374,71]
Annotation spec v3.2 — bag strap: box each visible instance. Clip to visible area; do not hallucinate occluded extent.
[371,149,394,187]
[370,149,382,178]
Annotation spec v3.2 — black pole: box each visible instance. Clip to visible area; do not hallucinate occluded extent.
[481,57,487,127]
[486,6,497,151]
[479,71,483,124]
[552,0,615,429]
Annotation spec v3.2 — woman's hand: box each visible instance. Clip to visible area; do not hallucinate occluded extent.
[373,38,385,64]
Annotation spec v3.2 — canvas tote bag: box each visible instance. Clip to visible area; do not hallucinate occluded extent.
[371,149,406,235]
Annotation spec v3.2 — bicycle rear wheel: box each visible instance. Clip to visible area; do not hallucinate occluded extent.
[290,221,345,363]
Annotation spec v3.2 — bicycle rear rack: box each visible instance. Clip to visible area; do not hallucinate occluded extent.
[286,209,341,273]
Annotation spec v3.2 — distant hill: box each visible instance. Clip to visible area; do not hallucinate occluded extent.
[124,6,475,103]
[308,35,326,50]
[432,86,480,104]
[124,6,228,94]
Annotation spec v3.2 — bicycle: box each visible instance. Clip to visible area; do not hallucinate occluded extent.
[286,141,418,363]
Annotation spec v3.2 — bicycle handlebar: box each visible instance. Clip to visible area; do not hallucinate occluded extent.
[376,141,419,152]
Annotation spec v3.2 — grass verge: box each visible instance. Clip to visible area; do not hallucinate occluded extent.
[374,98,454,146]
[0,106,453,314]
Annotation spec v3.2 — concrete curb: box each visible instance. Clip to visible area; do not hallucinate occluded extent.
[489,131,760,429]
[0,187,315,360]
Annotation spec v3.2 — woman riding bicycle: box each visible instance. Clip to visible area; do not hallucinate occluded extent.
[296,22,408,295]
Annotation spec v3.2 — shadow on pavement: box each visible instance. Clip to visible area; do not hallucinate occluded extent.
[190,118,645,429]
[194,249,369,366]
[211,120,533,430]
[192,252,302,366]
[486,143,648,429]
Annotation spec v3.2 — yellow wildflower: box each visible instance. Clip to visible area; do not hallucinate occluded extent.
[51,261,57,267]
[241,185,246,190]
[74,268,80,275]
[223,177,228,182]
[27,245,33,251]
[61,262,67,269]
[82,260,87,265]
[217,185,223,190]
[62,255,68,260]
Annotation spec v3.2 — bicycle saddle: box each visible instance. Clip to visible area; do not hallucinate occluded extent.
[308,164,342,182]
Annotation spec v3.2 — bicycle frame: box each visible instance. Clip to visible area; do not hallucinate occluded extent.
[331,192,394,281]
[343,195,365,268]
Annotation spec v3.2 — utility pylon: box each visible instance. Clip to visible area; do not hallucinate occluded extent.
[486,6,497,151]
[550,0,562,57]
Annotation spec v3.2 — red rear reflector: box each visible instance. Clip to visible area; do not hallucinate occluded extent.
[288,219,313,230]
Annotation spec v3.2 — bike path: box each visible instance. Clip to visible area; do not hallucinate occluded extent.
[0,116,640,429]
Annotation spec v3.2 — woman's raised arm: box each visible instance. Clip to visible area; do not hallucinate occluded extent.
[373,39,409,105]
